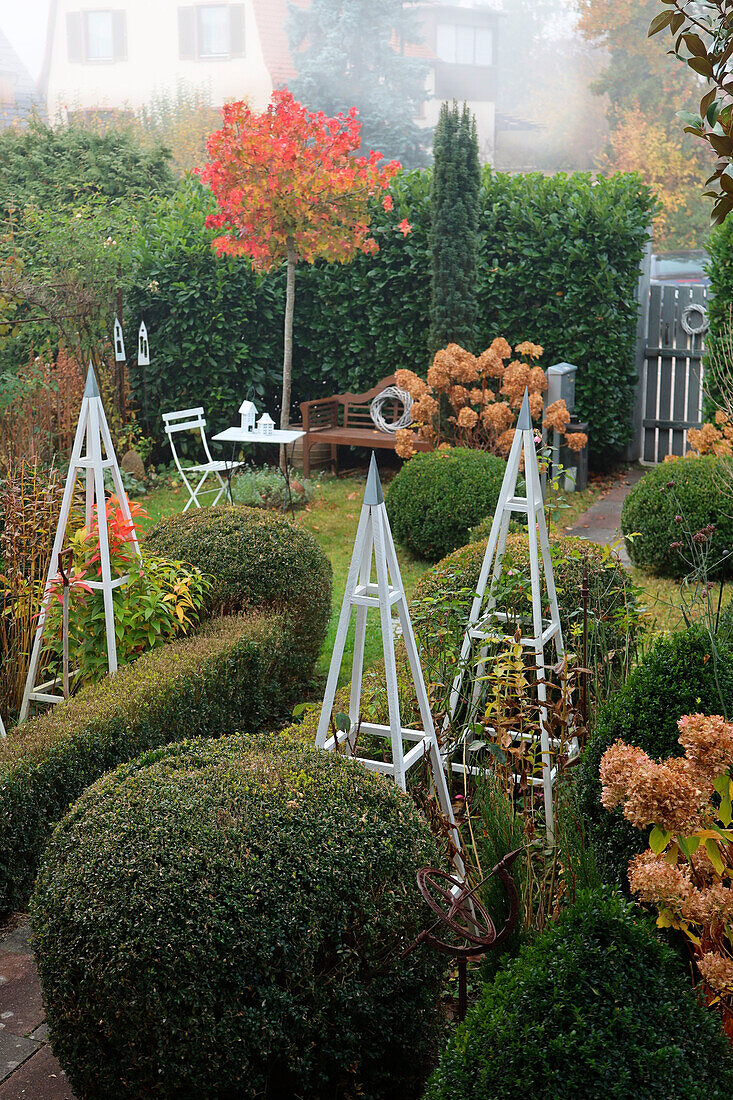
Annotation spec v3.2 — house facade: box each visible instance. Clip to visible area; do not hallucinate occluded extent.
[41,0,295,118]
[41,0,500,158]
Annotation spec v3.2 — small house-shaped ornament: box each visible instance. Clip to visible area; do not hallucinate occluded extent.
[239,400,257,432]
[257,412,275,436]
[138,321,150,366]
[113,317,126,362]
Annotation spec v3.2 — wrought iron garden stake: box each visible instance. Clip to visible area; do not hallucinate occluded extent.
[316,453,465,874]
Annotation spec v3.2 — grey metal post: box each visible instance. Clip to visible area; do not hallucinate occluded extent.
[629,234,653,461]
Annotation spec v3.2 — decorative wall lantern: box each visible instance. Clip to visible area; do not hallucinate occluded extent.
[239,400,257,432]
[113,317,126,362]
[257,412,275,436]
[138,321,150,366]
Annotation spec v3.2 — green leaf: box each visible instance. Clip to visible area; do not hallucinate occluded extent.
[649,825,671,854]
[648,9,674,35]
[682,32,707,57]
[334,712,351,733]
[705,837,725,874]
[688,55,714,77]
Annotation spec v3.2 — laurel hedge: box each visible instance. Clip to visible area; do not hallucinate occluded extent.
[128,170,652,460]
[32,734,446,1100]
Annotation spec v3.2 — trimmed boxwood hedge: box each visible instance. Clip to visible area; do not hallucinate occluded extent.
[621,456,733,578]
[386,448,507,562]
[0,613,303,915]
[32,734,447,1100]
[426,888,733,1100]
[576,626,733,890]
[145,505,332,666]
[412,532,638,663]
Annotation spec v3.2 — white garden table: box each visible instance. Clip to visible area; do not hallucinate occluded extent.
[212,425,305,515]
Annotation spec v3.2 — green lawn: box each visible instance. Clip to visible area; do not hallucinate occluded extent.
[139,469,610,689]
[139,467,731,690]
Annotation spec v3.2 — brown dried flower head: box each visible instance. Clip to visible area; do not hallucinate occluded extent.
[457,406,479,430]
[477,348,505,380]
[448,385,470,411]
[543,399,571,433]
[628,849,692,909]
[469,387,487,406]
[528,365,548,394]
[678,713,733,773]
[515,340,544,360]
[394,368,429,400]
[482,402,514,434]
[427,350,452,393]
[445,344,479,385]
[698,951,733,995]
[394,428,416,460]
[490,337,512,361]
[623,757,708,832]
[528,392,544,420]
[563,431,588,453]
[600,741,653,811]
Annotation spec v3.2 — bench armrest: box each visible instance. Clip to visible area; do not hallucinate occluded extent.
[300,397,338,431]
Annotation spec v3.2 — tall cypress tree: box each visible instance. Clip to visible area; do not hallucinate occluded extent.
[429,102,481,353]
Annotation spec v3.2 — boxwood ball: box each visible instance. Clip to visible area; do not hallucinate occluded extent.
[31,735,447,1100]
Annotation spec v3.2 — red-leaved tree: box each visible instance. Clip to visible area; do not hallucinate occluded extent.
[199,90,402,443]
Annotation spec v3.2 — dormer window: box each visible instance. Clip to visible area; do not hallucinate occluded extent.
[66,10,127,63]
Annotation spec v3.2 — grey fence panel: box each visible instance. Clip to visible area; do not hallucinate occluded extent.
[639,283,707,464]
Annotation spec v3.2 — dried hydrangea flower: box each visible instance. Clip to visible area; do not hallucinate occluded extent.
[457,407,479,429]
[394,368,428,400]
[698,951,733,994]
[600,741,653,810]
[543,399,571,433]
[628,849,692,908]
[490,337,512,361]
[678,713,733,773]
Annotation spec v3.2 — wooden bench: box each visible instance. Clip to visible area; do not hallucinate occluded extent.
[299,376,432,477]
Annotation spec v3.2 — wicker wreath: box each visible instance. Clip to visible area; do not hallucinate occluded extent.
[681,303,709,336]
[369,386,413,434]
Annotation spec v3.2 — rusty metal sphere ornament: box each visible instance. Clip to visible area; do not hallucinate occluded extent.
[412,849,522,959]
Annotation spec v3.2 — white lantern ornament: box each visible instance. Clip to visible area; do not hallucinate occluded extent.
[257,412,275,436]
[113,317,126,362]
[239,400,257,432]
[138,321,150,366]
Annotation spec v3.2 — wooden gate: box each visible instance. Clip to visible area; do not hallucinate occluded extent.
[639,283,708,464]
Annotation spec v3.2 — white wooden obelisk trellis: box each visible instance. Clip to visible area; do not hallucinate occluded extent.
[316,454,464,868]
[19,366,141,724]
[446,389,572,840]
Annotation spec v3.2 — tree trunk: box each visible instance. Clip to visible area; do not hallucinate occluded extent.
[281,236,296,469]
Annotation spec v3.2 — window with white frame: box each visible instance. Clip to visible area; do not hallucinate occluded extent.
[178,4,245,61]
[66,10,127,63]
[436,23,493,66]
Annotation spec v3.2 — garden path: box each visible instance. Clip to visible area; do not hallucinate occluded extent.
[564,465,647,565]
[0,918,74,1099]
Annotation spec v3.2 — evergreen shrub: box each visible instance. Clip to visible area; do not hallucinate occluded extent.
[32,735,446,1100]
[576,627,733,889]
[130,171,652,458]
[413,532,637,660]
[145,505,332,666]
[0,613,303,914]
[386,448,506,561]
[426,888,733,1100]
[620,456,733,577]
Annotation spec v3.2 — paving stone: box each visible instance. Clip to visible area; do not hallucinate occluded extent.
[30,1024,48,1042]
[0,1046,75,1099]
[0,1033,39,1084]
[0,926,31,958]
[0,955,44,1036]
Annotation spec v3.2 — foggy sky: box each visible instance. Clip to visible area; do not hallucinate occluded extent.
[1,0,52,79]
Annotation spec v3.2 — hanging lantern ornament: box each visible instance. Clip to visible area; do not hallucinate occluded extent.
[138,321,150,366]
[113,317,126,362]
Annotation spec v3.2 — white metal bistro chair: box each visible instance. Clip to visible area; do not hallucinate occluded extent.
[163,407,243,511]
